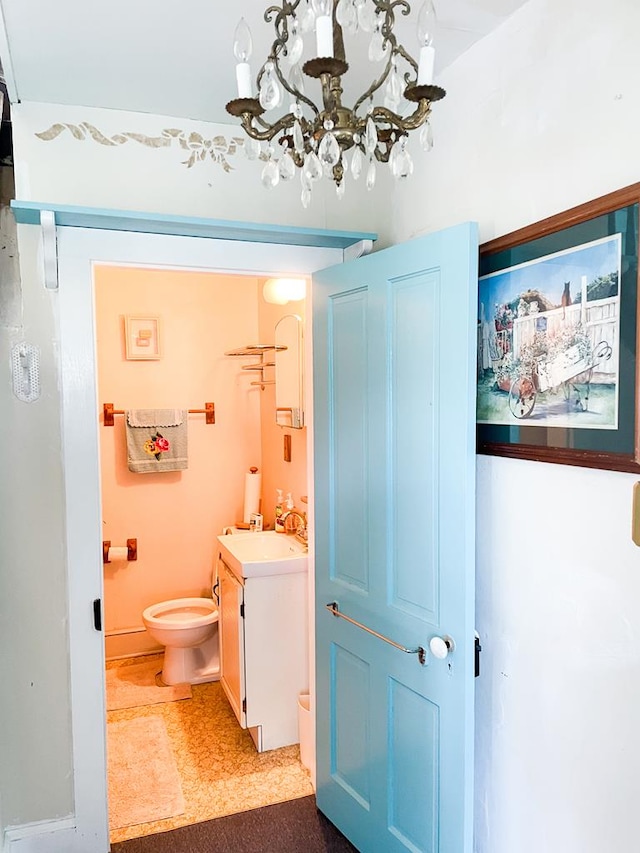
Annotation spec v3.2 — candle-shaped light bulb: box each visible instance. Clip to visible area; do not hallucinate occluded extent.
[417,1,436,46]
[312,0,334,56]
[416,1,436,85]
[233,18,253,62]
[233,18,253,98]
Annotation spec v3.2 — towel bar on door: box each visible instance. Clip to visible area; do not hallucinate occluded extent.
[103,402,215,426]
[325,601,426,665]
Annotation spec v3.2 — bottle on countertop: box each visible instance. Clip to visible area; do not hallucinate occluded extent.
[275,489,285,533]
[285,492,294,511]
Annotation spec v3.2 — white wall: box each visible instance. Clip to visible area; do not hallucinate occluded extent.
[392,0,640,851]
[0,226,74,826]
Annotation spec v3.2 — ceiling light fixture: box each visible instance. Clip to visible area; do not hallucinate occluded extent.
[226,0,444,207]
[263,277,307,304]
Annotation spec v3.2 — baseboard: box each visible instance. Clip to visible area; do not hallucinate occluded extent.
[105,630,161,660]
[4,818,78,853]
[5,816,108,853]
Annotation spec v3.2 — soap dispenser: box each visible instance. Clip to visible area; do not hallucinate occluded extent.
[275,489,285,533]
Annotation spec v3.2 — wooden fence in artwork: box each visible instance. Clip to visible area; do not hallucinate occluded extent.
[511,296,619,380]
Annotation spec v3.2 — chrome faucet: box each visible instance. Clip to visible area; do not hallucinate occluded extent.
[281,510,307,542]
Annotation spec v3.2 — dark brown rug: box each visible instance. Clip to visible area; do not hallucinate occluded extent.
[111,795,358,852]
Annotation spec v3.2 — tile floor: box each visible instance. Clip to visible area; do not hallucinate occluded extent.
[107,655,314,844]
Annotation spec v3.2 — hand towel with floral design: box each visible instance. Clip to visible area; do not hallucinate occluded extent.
[125,409,188,473]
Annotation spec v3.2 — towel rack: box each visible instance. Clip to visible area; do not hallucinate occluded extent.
[103,402,215,426]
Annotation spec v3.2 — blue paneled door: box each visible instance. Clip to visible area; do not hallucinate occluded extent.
[313,224,478,853]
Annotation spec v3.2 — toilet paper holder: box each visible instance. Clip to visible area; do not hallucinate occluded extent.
[103,539,138,563]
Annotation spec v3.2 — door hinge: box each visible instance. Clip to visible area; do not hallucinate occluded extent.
[93,599,102,632]
[240,602,245,618]
[475,631,482,678]
[242,698,247,713]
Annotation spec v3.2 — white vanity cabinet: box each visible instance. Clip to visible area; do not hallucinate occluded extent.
[217,555,308,753]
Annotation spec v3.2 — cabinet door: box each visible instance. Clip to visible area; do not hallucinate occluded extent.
[219,560,246,727]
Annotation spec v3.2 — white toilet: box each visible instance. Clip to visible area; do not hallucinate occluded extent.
[142,590,220,686]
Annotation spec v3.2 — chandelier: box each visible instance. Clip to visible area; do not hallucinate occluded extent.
[225,0,445,206]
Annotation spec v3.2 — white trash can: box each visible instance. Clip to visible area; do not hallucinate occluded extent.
[298,692,312,772]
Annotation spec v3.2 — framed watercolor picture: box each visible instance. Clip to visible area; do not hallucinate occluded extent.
[125,316,161,360]
[477,183,640,472]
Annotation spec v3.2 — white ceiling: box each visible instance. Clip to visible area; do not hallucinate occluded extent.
[0,0,529,123]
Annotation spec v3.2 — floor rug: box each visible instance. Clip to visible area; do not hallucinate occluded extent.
[106,659,191,711]
[108,716,185,830]
[108,681,314,844]
[111,795,357,852]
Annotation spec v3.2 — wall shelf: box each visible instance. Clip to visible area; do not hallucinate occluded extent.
[225,344,286,389]
[11,201,377,250]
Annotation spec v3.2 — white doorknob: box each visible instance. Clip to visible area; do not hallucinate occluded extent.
[429,636,453,660]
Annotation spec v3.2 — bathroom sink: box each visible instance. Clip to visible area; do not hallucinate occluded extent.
[216,531,307,579]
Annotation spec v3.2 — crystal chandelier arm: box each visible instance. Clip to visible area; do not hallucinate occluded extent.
[239,111,296,143]
[266,52,320,117]
[264,1,303,33]
[352,45,421,117]
[374,0,422,94]
[263,1,299,66]
[377,0,412,15]
[370,98,431,134]
[376,0,412,41]
[395,43,419,83]
[257,2,320,117]
[352,0,413,115]
[352,50,396,116]
[254,114,275,130]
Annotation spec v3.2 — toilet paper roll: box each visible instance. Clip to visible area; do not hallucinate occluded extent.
[107,546,129,562]
[243,469,262,523]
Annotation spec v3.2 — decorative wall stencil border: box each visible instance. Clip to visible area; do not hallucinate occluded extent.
[35,122,254,171]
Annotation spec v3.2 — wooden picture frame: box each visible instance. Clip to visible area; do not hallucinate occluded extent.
[477,183,640,472]
[124,316,161,360]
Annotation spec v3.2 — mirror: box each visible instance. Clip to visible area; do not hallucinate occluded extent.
[275,314,304,428]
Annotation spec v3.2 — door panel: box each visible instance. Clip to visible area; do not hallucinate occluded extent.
[314,224,478,853]
[332,644,371,808]
[330,288,370,592]
[391,271,439,622]
[388,678,438,851]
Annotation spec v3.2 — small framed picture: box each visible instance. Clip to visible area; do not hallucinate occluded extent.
[125,316,161,360]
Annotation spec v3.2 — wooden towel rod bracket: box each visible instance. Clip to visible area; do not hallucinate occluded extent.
[103,402,215,426]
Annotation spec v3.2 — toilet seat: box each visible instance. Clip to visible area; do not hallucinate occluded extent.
[142,597,218,629]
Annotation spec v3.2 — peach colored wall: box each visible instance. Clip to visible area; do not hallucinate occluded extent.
[258,282,308,528]
[95,266,263,656]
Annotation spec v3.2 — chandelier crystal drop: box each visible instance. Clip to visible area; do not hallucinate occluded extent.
[350,143,364,180]
[226,0,445,199]
[261,157,280,189]
[279,149,297,181]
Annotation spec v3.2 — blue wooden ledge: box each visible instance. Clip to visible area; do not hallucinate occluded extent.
[11,200,377,250]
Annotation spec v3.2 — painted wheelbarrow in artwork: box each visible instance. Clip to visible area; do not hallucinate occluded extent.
[508,340,613,419]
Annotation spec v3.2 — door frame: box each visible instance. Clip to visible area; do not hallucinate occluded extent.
[53,220,365,851]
